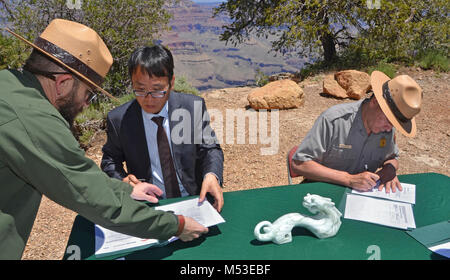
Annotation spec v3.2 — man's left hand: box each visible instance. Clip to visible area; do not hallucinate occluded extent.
[378,175,403,193]
[199,173,224,212]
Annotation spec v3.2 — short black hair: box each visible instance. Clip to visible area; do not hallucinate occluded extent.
[128,45,174,86]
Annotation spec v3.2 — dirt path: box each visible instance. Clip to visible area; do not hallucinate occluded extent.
[21,68,449,259]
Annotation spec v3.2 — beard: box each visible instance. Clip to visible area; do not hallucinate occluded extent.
[56,81,82,128]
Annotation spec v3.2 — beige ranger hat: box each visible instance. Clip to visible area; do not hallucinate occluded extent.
[5,18,116,100]
[371,71,423,137]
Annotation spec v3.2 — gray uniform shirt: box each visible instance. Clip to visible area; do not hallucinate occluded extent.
[293,99,399,174]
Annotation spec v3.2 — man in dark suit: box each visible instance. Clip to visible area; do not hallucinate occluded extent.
[101,45,224,211]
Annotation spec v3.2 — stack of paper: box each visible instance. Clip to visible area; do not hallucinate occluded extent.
[344,183,416,230]
[94,226,163,258]
[351,183,416,204]
[407,221,450,259]
[155,198,225,228]
[95,198,225,257]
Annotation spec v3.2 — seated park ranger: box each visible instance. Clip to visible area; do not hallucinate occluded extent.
[290,71,422,193]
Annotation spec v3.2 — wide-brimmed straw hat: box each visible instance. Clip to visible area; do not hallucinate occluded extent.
[5,18,115,99]
[371,71,422,137]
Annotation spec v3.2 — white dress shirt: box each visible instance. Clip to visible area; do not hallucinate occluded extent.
[141,102,189,198]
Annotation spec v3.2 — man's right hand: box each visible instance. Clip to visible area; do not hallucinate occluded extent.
[349,172,380,192]
[178,216,209,242]
[123,174,141,187]
[124,174,163,203]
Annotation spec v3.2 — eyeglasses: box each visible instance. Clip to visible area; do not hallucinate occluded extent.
[86,89,98,104]
[133,90,168,98]
[25,66,98,104]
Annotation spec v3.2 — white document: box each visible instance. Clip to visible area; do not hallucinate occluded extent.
[429,242,450,258]
[155,198,225,228]
[352,182,416,204]
[95,198,225,257]
[344,194,416,229]
[94,226,160,258]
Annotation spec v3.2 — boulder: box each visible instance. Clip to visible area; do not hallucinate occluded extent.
[323,75,347,99]
[247,79,304,110]
[334,70,371,100]
[269,72,302,83]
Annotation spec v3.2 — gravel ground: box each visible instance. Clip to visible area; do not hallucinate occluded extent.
[21,68,449,259]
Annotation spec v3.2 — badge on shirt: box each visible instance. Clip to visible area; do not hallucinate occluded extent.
[380,137,386,148]
[338,143,352,149]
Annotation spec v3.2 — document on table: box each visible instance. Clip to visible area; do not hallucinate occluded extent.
[352,183,416,204]
[344,194,416,229]
[95,198,225,257]
[429,242,450,258]
[407,221,450,259]
[155,197,225,228]
[94,225,161,258]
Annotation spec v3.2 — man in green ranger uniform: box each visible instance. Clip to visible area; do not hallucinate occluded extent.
[0,19,207,260]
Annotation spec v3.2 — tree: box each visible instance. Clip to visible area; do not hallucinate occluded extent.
[355,0,449,63]
[1,0,177,95]
[0,32,29,70]
[214,0,449,65]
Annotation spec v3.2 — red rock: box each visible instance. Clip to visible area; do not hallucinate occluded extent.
[247,79,304,110]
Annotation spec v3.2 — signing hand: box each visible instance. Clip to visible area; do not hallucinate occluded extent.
[199,173,224,212]
[349,171,380,192]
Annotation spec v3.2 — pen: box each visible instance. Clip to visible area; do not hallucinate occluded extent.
[374,180,381,188]
[365,164,381,188]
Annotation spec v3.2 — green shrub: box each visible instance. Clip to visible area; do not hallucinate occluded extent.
[254,68,269,87]
[173,76,200,96]
[367,60,398,79]
[78,128,95,147]
[0,33,29,70]
[74,92,134,146]
[417,50,449,72]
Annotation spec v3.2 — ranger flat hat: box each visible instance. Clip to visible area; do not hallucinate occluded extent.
[5,18,115,99]
[371,71,423,137]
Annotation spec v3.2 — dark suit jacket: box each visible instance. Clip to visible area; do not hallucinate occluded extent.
[101,92,224,195]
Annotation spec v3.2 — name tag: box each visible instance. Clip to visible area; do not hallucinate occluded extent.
[338,144,352,149]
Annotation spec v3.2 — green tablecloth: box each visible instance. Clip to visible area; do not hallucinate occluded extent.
[63,173,450,260]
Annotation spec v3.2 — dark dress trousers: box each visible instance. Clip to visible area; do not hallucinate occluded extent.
[101,92,224,195]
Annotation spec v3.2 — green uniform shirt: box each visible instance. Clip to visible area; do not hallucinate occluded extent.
[293,99,399,174]
[0,69,179,259]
